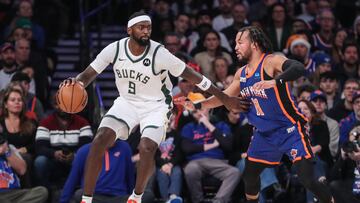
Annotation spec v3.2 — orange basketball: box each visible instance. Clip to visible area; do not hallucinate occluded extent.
[56,82,88,113]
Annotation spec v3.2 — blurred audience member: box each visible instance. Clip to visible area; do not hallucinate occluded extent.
[0,43,17,91]
[339,90,360,146]
[181,94,240,203]
[60,140,134,203]
[221,2,249,56]
[34,99,93,190]
[310,90,340,157]
[334,42,360,87]
[194,30,232,82]
[212,0,234,32]
[312,9,335,54]
[329,79,360,122]
[297,84,316,101]
[266,3,292,52]
[212,56,230,90]
[155,114,184,203]
[331,29,348,65]
[0,140,48,203]
[318,71,341,109]
[0,87,37,187]
[11,72,44,121]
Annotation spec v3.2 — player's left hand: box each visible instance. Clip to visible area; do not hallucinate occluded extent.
[253,79,276,91]
[223,96,250,113]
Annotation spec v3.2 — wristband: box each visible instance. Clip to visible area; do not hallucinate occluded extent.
[196,76,211,91]
[81,195,93,203]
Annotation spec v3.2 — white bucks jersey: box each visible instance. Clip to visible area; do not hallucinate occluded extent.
[90,37,186,105]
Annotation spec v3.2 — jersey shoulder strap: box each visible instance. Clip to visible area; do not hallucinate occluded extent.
[112,40,120,65]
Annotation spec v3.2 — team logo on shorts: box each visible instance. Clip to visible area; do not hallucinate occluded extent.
[143,58,151,66]
[290,149,298,160]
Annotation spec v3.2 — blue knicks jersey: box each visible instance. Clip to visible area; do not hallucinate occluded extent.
[239,54,307,132]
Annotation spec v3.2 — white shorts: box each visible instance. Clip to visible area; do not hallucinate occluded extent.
[98,97,171,144]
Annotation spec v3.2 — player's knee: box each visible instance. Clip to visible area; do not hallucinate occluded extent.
[138,137,157,154]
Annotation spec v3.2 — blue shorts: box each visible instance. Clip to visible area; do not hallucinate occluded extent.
[247,122,313,165]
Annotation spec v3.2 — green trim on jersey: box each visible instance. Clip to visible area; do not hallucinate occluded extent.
[112,40,120,65]
[141,125,159,134]
[151,44,163,75]
[124,38,151,63]
[103,114,130,132]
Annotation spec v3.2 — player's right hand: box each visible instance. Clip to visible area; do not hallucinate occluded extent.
[223,96,251,113]
[59,77,76,88]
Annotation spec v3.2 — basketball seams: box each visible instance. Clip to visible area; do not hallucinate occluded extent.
[70,84,75,113]
[73,87,88,113]
[59,87,68,112]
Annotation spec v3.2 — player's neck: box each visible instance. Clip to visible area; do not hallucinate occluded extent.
[248,51,264,70]
[128,39,147,56]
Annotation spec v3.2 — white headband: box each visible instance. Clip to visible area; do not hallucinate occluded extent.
[127,15,152,28]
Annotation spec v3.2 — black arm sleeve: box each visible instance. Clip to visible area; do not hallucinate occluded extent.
[274,59,305,83]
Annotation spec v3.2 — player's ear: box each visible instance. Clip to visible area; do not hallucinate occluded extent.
[127,27,132,35]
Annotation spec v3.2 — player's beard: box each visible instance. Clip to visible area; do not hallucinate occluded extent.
[134,36,150,46]
[238,48,252,64]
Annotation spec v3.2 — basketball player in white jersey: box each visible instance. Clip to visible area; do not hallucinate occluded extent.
[60,11,250,203]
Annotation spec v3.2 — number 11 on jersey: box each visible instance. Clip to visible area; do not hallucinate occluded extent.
[251,98,264,116]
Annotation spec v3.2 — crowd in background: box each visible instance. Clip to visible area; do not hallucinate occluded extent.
[1,0,360,203]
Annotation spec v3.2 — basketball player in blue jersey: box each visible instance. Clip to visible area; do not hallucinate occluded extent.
[60,11,250,203]
[176,26,334,203]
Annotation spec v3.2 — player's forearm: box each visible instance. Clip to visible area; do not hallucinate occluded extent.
[76,66,98,87]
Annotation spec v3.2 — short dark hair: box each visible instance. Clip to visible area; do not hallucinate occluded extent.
[342,42,358,54]
[238,26,273,53]
[319,71,338,81]
[129,11,149,21]
[297,84,315,96]
[11,72,30,83]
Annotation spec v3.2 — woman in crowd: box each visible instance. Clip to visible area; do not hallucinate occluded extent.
[0,86,37,187]
[194,30,232,82]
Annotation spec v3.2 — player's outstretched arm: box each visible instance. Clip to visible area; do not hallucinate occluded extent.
[253,55,305,90]
[180,65,250,112]
[59,66,99,88]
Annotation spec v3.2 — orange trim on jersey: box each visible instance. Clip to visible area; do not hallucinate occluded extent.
[296,122,312,158]
[274,86,296,124]
[246,53,265,78]
[248,156,280,165]
[292,155,312,163]
[285,84,308,122]
[105,151,110,171]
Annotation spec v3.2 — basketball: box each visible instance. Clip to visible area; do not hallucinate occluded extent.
[56,82,88,113]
